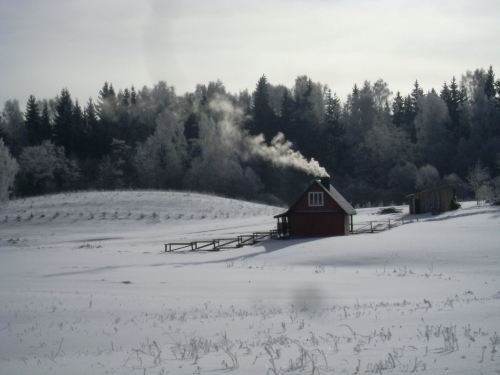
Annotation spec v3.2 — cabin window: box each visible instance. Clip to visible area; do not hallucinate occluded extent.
[309,192,324,206]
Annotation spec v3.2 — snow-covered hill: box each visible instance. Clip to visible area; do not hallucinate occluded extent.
[1,191,499,375]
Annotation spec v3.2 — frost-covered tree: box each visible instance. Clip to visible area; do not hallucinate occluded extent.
[134,110,187,189]
[372,79,392,110]
[15,141,80,196]
[1,99,26,157]
[467,160,491,204]
[95,155,123,190]
[415,93,454,174]
[388,162,417,201]
[415,164,441,191]
[183,113,245,196]
[0,138,18,205]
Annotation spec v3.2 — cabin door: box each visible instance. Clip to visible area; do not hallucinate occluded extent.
[415,198,421,214]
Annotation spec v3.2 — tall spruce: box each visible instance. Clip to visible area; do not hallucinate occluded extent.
[441,77,467,140]
[53,88,73,154]
[40,101,52,142]
[25,95,42,146]
[484,66,496,99]
[401,81,423,143]
[117,88,132,143]
[323,89,344,174]
[96,82,118,155]
[392,92,405,128]
[250,75,277,139]
[84,98,102,158]
[71,100,86,158]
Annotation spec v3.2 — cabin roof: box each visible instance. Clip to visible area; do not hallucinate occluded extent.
[275,180,356,218]
[325,182,357,215]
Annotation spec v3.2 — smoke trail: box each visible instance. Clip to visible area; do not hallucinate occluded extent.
[208,95,329,178]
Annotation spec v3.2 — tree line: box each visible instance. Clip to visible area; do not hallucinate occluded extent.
[1,66,500,207]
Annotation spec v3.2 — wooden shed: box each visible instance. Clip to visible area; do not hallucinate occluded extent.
[406,185,457,214]
[274,177,356,238]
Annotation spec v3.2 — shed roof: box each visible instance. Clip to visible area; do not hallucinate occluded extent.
[406,185,457,199]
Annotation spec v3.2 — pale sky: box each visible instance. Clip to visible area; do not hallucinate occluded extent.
[1,0,499,109]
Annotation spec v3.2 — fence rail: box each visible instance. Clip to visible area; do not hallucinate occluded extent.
[350,218,404,234]
[164,230,278,252]
[164,221,408,252]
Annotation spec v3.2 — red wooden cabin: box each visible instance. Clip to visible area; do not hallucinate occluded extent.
[274,177,356,238]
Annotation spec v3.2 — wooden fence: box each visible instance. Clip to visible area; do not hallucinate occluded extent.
[164,230,278,252]
[350,218,405,234]
[165,219,411,252]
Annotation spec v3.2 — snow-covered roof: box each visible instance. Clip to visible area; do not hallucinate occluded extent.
[324,182,357,215]
[275,179,356,217]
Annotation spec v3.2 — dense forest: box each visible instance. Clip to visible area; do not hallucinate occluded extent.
[1,66,500,207]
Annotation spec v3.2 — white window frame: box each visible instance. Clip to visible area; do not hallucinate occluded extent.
[308,192,324,206]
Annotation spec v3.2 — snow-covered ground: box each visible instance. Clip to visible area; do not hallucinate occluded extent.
[1,191,499,375]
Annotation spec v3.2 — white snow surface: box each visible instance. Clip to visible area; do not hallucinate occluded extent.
[1,191,499,375]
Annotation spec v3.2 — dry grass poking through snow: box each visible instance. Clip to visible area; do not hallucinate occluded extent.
[0,192,499,374]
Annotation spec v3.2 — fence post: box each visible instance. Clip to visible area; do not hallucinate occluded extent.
[388,219,391,229]
[370,221,373,233]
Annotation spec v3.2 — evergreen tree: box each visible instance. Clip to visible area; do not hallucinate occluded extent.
[484,66,496,99]
[358,81,376,131]
[400,81,424,143]
[279,88,295,135]
[53,88,73,154]
[250,75,277,139]
[289,76,327,160]
[346,84,361,130]
[130,86,137,105]
[411,80,424,104]
[71,100,86,158]
[40,101,53,142]
[441,77,467,140]
[323,89,345,174]
[403,101,415,142]
[25,95,42,146]
[84,98,103,159]
[280,88,294,118]
[96,82,118,155]
[116,88,132,142]
[392,92,405,128]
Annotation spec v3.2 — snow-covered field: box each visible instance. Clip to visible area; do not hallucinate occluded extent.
[1,191,499,375]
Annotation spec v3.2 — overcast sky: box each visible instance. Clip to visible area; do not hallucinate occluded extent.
[1,0,499,109]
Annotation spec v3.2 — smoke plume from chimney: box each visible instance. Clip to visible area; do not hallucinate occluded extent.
[208,96,329,178]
